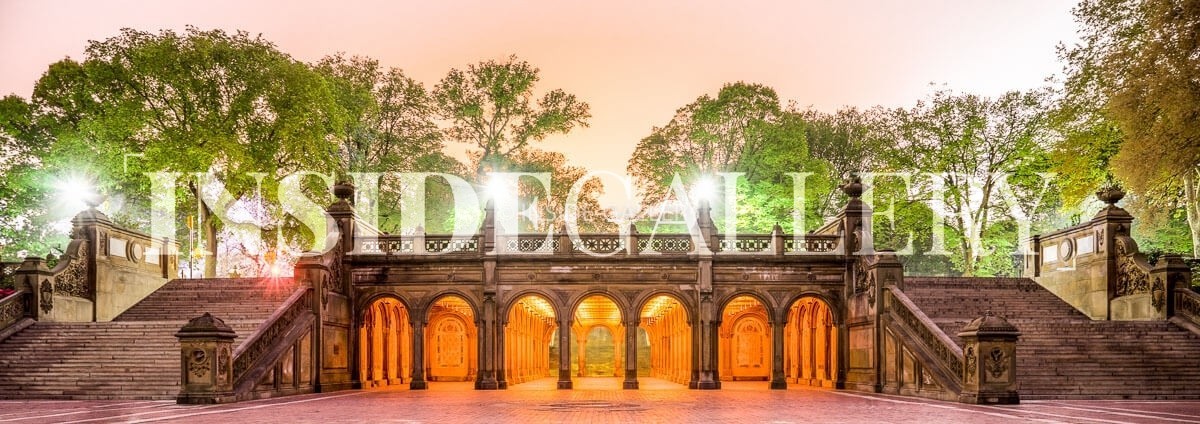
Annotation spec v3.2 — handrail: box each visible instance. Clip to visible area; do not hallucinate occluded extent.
[352,232,844,256]
[1174,288,1200,328]
[231,287,314,387]
[884,286,964,393]
[0,290,30,332]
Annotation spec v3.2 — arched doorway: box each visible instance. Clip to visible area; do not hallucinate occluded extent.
[571,295,624,385]
[719,295,771,382]
[640,294,690,386]
[426,295,477,382]
[358,296,412,388]
[504,294,557,385]
[784,296,838,387]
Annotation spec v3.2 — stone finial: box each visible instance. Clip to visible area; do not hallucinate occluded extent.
[840,173,864,198]
[176,312,237,339]
[1096,184,1125,206]
[958,311,1020,338]
[332,181,355,203]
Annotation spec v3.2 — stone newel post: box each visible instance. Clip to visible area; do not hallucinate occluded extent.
[957,312,1020,405]
[176,313,237,404]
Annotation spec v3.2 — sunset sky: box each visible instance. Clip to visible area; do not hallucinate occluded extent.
[0,0,1079,183]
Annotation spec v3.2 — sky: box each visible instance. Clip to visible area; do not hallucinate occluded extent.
[0,0,1080,196]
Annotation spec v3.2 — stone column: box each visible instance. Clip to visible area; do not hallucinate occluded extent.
[410,318,428,390]
[958,312,1020,405]
[623,319,639,389]
[496,317,508,389]
[557,317,573,389]
[770,319,787,390]
[175,313,237,404]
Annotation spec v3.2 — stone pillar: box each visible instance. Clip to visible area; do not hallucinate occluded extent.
[410,319,428,390]
[770,319,787,389]
[476,295,499,390]
[1153,254,1191,318]
[16,257,52,320]
[557,317,573,389]
[957,312,1020,405]
[175,313,237,404]
[623,319,639,389]
[496,317,508,389]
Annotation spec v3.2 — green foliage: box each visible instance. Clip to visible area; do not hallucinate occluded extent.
[1060,0,1200,257]
[433,56,590,177]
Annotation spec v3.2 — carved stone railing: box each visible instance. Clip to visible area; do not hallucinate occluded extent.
[785,235,841,253]
[1173,288,1200,331]
[0,289,30,334]
[883,286,964,396]
[231,287,315,395]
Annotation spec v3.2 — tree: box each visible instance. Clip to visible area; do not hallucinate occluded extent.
[889,89,1055,276]
[1060,0,1200,257]
[0,95,63,259]
[801,107,889,218]
[31,27,345,277]
[432,56,591,177]
[628,82,786,205]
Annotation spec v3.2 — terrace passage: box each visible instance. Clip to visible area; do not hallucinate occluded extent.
[0,178,1197,405]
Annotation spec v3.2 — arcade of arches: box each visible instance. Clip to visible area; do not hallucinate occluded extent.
[718,295,838,387]
[356,292,833,389]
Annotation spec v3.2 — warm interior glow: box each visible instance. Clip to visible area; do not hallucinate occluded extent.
[640,295,677,323]
[574,295,621,327]
[517,296,555,320]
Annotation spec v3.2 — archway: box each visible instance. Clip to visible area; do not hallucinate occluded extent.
[784,296,838,387]
[358,296,412,388]
[504,294,557,385]
[719,295,771,382]
[640,294,690,386]
[571,295,624,384]
[426,295,477,382]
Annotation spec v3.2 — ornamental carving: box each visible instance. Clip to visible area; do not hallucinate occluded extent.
[54,242,90,299]
[39,281,52,313]
[887,291,962,373]
[217,347,231,385]
[233,289,312,381]
[853,261,876,307]
[986,347,1008,380]
[328,241,344,294]
[0,295,25,325]
[1152,276,1166,312]
[1115,253,1150,297]
[189,349,210,378]
[964,346,978,384]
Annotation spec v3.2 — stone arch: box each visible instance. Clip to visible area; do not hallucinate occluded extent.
[567,290,631,324]
[782,294,838,387]
[502,292,559,385]
[716,290,777,324]
[424,292,479,383]
[500,288,563,324]
[568,292,626,379]
[422,290,482,324]
[633,289,695,325]
[357,293,413,388]
[780,291,842,325]
[636,291,693,386]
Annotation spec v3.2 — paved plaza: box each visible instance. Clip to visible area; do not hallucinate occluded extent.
[2,379,1200,423]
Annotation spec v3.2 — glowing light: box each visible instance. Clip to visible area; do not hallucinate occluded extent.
[485,174,508,199]
[692,176,717,202]
[53,175,98,213]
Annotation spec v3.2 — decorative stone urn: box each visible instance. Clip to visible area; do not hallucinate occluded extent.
[176,313,237,404]
[957,311,1020,405]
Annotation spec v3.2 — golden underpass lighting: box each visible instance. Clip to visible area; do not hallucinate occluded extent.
[574,295,621,327]
[518,296,555,319]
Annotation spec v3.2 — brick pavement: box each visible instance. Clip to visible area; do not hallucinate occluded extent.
[3,378,1200,423]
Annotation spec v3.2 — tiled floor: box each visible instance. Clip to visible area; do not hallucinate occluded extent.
[2,378,1199,423]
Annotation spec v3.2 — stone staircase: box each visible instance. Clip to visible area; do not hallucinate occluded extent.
[903,277,1200,399]
[0,278,297,400]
